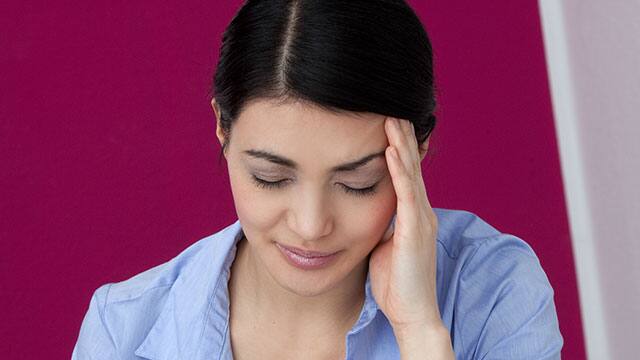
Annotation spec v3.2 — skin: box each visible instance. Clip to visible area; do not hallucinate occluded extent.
[212,97,454,359]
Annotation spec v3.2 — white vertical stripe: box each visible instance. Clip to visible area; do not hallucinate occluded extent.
[537,1,610,359]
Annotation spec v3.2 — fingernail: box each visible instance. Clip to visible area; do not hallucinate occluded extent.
[386,117,395,127]
[389,146,399,159]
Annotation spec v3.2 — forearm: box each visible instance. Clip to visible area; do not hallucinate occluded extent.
[393,323,455,360]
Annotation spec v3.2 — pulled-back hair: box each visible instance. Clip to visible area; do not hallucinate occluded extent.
[210,0,437,161]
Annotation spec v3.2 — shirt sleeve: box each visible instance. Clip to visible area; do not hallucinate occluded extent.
[71,283,120,360]
[455,235,564,360]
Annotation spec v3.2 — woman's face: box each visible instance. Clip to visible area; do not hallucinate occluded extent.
[216,98,397,297]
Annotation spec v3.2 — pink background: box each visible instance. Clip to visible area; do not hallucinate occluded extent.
[1,1,585,358]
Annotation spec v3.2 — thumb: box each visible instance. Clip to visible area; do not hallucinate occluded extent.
[382,213,396,242]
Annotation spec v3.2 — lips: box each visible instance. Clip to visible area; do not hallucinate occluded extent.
[276,243,338,258]
[276,243,340,270]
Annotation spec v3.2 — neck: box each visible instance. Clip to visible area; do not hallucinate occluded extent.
[230,235,367,336]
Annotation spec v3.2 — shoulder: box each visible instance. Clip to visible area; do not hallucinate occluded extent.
[106,235,214,303]
[433,207,555,310]
[105,219,241,302]
[72,220,242,359]
[433,208,563,359]
[103,233,217,307]
[434,207,508,256]
[433,207,543,273]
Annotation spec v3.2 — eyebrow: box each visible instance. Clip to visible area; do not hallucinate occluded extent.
[242,148,386,172]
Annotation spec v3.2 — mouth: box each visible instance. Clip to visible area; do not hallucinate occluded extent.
[275,243,339,257]
[275,243,341,270]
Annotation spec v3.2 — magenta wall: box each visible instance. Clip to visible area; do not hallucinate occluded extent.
[1,1,585,359]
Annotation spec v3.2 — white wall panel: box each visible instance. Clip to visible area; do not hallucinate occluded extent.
[539,1,640,359]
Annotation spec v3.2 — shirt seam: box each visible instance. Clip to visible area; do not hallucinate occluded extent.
[100,283,122,360]
[453,234,536,359]
[452,234,505,358]
[453,242,482,358]
[218,310,232,359]
[198,244,236,359]
[436,238,456,260]
[105,284,173,305]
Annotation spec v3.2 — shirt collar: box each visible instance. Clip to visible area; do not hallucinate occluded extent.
[134,220,381,360]
[134,220,244,360]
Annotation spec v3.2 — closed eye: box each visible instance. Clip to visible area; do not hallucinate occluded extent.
[250,175,378,197]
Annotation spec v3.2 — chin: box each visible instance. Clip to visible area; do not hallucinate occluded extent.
[273,256,342,294]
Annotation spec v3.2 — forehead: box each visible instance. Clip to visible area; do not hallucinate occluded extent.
[232,99,388,161]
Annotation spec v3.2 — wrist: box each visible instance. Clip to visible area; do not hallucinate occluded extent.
[393,322,454,360]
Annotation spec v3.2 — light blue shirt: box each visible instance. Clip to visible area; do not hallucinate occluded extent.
[72,208,563,359]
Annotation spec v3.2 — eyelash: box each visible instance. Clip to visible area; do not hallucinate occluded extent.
[250,175,378,197]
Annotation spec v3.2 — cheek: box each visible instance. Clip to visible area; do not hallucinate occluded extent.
[338,187,397,250]
[228,164,282,232]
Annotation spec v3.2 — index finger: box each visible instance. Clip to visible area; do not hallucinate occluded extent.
[384,118,432,206]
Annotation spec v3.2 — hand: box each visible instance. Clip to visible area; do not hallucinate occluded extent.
[369,117,443,333]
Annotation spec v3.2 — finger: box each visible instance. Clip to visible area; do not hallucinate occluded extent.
[394,119,434,209]
[382,214,395,242]
[385,145,419,225]
[387,145,437,253]
[385,118,417,173]
[385,118,435,218]
[398,118,421,169]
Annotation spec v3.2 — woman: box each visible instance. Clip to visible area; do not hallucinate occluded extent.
[72,0,563,359]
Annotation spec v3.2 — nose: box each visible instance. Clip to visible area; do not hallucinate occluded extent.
[287,186,333,242]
